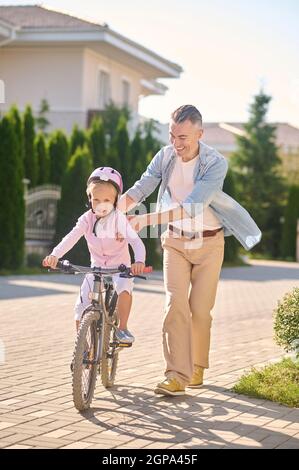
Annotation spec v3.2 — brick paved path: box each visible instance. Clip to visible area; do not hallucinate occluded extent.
[0,260,298,449]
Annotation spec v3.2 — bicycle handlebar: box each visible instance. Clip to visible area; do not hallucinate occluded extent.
[48,259,152,279]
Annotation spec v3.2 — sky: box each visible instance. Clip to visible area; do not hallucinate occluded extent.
[1,0,299,126]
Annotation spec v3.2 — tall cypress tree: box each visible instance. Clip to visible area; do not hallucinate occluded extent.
[54,146,92,265]
[129,127,144,187]
[141,123,163,267]
[87,117,106,168]
[100,102,130,142]
[8,106,25,268]
[48,130,69,185]
[0,116,24,269]
[70,124,87,157]
[8,106,24,174]
[112,115,131,191]
[231,91,286,257]
[222,168,239,263]
[36,133,50,185]
[280,185,299,260]
[142,119,161,156]
[23,105,38,188]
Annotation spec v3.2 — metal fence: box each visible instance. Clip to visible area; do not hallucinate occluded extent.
[25,185,61,242]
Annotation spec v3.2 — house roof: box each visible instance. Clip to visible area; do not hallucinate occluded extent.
[0,5,101,29]
[0,5,182,80]
[213,122,299,150]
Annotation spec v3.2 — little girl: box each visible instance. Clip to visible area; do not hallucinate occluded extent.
[43,167,146,344]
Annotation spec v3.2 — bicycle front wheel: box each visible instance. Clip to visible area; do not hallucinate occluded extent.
[72,308,99,411]
[101,291,119,388]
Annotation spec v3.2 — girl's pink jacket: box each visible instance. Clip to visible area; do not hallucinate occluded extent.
[51,209,146,268]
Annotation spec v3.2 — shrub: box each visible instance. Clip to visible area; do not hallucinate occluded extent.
[274,287,299,358]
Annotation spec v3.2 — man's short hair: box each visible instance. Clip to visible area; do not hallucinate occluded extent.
[171,105,202,128]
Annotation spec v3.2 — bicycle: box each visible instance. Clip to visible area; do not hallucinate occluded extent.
[48,260,152,411]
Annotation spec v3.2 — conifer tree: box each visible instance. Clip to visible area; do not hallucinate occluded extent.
[70,124,87,157]
[232,91,286,257]
[280,185,299,260]
[36,133,50,185]
[48,130,69,185]
[0,116,24,269]
[23,105,38,187]
[54,146,92,264]
[87,117,106,168]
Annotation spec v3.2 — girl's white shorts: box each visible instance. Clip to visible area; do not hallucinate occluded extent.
[74,273,134,321]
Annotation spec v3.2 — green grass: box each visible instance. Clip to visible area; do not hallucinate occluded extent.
[232,358,299,408]
[247,252,296,262]
[223,259,249,268]
[0,266,48,276]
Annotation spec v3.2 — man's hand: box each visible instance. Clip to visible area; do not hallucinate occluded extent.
[42,255,58,269]
[127,214,147,233]
[130,262,145,276]
[118,194,137,213]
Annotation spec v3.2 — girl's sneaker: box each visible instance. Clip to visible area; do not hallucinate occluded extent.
[116,328,135,344]
[123,329,135,343]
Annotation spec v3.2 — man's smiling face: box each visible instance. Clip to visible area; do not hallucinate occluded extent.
[169,119,203,161]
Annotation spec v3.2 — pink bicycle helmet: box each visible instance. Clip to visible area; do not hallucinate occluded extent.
[87,167,123,194]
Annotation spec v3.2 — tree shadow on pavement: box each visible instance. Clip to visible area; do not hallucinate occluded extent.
[79,384,299,449]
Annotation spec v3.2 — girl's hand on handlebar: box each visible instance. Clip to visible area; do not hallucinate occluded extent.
[42,255,59,269]
[130,262,145,276]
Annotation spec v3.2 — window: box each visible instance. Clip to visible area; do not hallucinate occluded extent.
[98,70,111,109]
[122,79,130,107]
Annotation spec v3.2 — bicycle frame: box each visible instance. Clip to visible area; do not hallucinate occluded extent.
[83,273,116,367]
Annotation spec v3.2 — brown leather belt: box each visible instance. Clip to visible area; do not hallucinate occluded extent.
[169,224,223,240]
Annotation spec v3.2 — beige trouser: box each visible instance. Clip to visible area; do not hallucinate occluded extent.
[161,229,225,386]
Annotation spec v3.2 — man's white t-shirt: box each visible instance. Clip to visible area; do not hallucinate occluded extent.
[168,154,222,233]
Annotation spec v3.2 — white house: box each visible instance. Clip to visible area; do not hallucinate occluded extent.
[0,5,182,133]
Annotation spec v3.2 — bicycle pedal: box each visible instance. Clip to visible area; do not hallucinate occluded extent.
[118,342,132,348]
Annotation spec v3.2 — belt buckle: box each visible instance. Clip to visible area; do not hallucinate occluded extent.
[182,229,196,240]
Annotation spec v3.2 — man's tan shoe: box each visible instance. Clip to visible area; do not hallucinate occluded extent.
[187,366,204,388]
[154,378,186,396]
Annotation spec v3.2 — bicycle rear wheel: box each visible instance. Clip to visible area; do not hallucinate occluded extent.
[72,308,99,411]
[101,291,119,388]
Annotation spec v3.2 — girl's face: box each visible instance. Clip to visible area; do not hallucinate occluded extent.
[89,183,118,217]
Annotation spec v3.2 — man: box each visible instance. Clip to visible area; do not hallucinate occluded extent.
[119,105,261,396]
